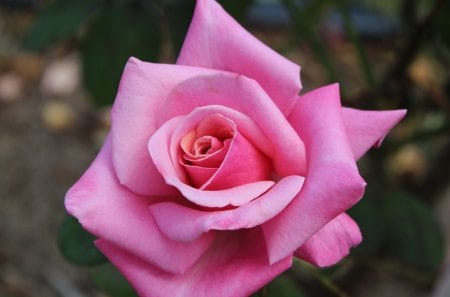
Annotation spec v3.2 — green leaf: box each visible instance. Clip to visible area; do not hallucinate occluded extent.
[90,263,138,297]
[335,0,376,87]
[437,0,450,48]
[250,273,308,297]
[166,0,196,56]
[81,4,161,106]
[348,194,385,255]
[266,274,308,297]
[57,213,107,266]
[382,191,445,269]
[219,0,254,21]
[280,0,338,83]
[23,0,102,51]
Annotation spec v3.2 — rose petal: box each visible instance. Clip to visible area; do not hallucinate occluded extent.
[172,105,272,161]
[183,165,216,188]
[177,0,301,116]
[96,228,292,297]
[183,139,230,168]
[263,84,366,264]
[148,116,275,208]
[111,58,304,195]
[202,129,271,190]
[161,74,307,176]
[150,175,304,242]
[110,58,203,196]
[294,213,362,267]
[65,136,214,274]
[342,107,407,160]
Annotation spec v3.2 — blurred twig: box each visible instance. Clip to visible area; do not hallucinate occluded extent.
[336,0,376,88]
[346,0,448,110]
[382,0,447,92]
[292,259,351,297]
[356,257,436,285]
[280,0,338,83]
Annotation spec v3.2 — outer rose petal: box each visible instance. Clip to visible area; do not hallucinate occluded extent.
[65,136,214,274]
[342,107,407,160]
[294,213,362,267]
[177,0,301,115]
[112,59,305,195]
[96,228,292,297]
[110,58,206,196]
[263,84,366,264]
[149,175,304,242]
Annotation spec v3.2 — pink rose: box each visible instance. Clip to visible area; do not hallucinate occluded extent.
[65,0,406,296]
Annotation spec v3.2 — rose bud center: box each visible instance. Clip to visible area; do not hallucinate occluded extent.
[179,113,271,190]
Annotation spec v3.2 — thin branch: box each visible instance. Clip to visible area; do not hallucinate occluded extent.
[382,0,447,89]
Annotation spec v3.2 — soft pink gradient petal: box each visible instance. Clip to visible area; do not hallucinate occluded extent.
[148,116,275,208]
[263,84,366,264]
[171,105,272,161]
[178,113,269,190]
[161,74,307,176]
[150,175,304,242]
[65,136,214,274]
[96,228,292,297]
[183,139,230,168]
[342,107,407,160]
[177,0,301,116]
[111,58,198,196]
[183,165,216,188]
[201,130,271,190]
[112,57,294,196]
[111,58,231,196]
[294,213,362,267]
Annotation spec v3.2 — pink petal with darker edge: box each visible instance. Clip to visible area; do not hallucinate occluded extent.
[160,73,307,176]
[148,116,275,208]
[96,228,292,297]
[263,84,366,264]
[149,175,304,242]
[65,135,214,274]
[295,213,362,267]
[177,0,302,116]
[342,107,407,160]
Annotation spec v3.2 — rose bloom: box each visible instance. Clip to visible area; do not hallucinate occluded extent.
[65,0,406,296]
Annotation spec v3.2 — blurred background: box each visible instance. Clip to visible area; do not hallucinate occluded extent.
[0,0,449,296]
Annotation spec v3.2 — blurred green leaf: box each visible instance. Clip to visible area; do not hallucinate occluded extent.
[437,0,450,48]
[265,274,308,297]
[280,0,338,83]
[382,191,445,269]
[348,194,385,255]
[219,0,254,21]
[90,263,138,297]
[166,0,196,56]
[81,4,161,106]
[23,0,102,50]
[336,0,376,87]
[57,214,107,266]
[250,273,308,297]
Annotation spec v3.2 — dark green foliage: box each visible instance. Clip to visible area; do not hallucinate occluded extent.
[219,0,254,22]
[382,191,445,270]
[90,264,138,297]
[57,214,107,266]
[348,194,385,255]
[22,0,103,50]
[80,4,161,106]
[250,273,309,297]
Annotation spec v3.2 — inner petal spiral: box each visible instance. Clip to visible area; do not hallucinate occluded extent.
[179,113,271,190]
